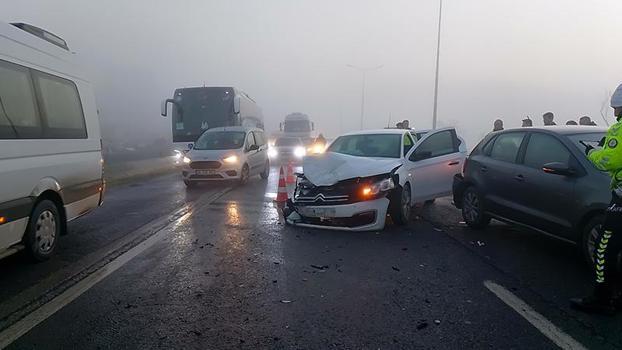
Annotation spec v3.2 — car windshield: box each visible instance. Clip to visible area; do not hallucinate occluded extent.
[193,131,245,150]
[275,137,301,147]
[327,134,402,158]
[567,132,606,153]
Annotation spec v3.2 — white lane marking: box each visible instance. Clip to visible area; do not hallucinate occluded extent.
[483,280,587,350]
[0,187,231,349]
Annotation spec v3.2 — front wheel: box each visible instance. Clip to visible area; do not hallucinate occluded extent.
[24,200,61,261]
[390,184,411,226]
[260,160,270,179]
[581,215,604,266]
[461,187,490,229]
[239,164,250,185]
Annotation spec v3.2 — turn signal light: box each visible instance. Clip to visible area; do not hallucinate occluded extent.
[0,216,6,224]
[361,187,372,197]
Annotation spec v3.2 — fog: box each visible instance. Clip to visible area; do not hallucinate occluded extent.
[5,0,622,153]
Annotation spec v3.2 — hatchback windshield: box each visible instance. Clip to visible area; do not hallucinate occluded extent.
[327,134,402,158]
[567,132,606,153]
[275,137,302,147]
[193,131,246,150]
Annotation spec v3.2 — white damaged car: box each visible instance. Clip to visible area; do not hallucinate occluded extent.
[286,128,466,231]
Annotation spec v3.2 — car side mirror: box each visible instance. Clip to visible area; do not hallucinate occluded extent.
[247,144,259,152]
[542,162,575,176]
[412,150,432,161]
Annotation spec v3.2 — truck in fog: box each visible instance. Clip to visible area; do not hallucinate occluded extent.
[277,112,315,143]
[161,87,263,159]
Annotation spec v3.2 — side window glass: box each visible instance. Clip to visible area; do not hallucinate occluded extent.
[254,131,265,146]
[403,133,415,156]
[0,60,41,139]
[523,133,571,168]
[246,132,256,150]
[409,130,455,161]
[489,132,525,163]
[33,71,86,139]
[481,136,496,156]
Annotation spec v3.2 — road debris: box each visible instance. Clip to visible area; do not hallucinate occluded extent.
[476,241,485,247]
[416,321,428,330]
[281,300,292,304]
[434,319,441,325]
[392,266,400,272]
[310,264,329,270]
[433,227,443,232]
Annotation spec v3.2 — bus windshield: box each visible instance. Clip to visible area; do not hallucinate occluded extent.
[172,87,235,142]
[284,120,311,133]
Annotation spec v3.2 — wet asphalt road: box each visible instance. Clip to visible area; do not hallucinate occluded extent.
[1,167,621,349]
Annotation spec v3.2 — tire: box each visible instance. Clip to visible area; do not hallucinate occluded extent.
[581,215,604,266]
[260,160,270,179]
[239,164,250,185]
[461,186,491,229]
[390,184,411,226]
[184,180,196,188]
[24,200,61,261]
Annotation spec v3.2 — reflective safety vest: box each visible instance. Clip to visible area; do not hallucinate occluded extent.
[588,120,622,189]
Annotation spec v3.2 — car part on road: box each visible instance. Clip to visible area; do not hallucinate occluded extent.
[461,187,491,229]
[24,200,60,261]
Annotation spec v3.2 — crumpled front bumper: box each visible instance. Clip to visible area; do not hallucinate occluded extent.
[286,197,390,231]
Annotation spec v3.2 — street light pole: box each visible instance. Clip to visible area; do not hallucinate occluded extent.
[432,0,443,130]
[347,64,383,130]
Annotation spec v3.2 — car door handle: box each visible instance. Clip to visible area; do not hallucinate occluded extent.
[514,174,524,182]
[448,161,460,166]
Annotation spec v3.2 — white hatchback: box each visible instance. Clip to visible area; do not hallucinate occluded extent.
[181,127,269,186]
[288,128,466,231]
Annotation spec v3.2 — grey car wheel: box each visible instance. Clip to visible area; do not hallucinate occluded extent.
[462,187,491,229]
[239,164,250,185]
[24,200,61,261]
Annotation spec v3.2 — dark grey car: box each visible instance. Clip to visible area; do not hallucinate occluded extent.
[453,126,609,262]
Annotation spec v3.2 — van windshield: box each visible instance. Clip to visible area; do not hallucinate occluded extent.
[193,131,245,150]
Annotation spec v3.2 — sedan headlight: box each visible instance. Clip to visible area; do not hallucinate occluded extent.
[223,155,238,164]
[174,150,183,160]
[294,146,306,158]
[268,148,278,158]
[182,156,191,164]
[361,178,395,198]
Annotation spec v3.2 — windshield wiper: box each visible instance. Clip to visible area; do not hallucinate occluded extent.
[0,96,20,138]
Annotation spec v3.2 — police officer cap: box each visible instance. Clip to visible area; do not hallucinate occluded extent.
[611,83,622,108]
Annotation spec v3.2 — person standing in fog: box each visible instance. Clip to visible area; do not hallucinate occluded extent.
[522,117,533,127]
[543,112,556,126]
[492,119,504,132]
[579,116,596,126]
[566,120,578,125]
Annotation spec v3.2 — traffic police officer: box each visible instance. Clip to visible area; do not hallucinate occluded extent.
[571,83,622,314]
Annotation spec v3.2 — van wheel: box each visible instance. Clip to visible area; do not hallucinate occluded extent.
[24,200,60,261]
[260,160,270,179]
[390,184,411,225]
[239,164,250,185]
[462,187,490,229]
[581,215,604,266]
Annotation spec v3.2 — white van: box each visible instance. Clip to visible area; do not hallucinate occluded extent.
[0,22,104,260]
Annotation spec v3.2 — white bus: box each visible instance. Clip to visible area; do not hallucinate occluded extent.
[0,22,104,260]
[161,87,263,159]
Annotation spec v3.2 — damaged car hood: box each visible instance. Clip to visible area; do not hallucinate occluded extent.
[302,152,403,186]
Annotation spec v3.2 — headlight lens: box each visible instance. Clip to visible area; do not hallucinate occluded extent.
[361,178,395,197]
[223,155,238,163]
[174,150,183,160]
[294,146,306,158]
[182,156,191,164]
[268,148,278,158]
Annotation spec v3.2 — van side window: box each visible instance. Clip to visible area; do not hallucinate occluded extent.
[33,71,87,139]
[0,60,41,139]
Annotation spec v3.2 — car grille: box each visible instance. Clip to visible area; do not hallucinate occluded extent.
[300,211,376,228]
[190,161,221,169]
[189,174,224,179]
[294,180,355,206]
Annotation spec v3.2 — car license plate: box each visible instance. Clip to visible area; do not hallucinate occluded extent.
[196,170,217,175]
[309,208,336,218]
